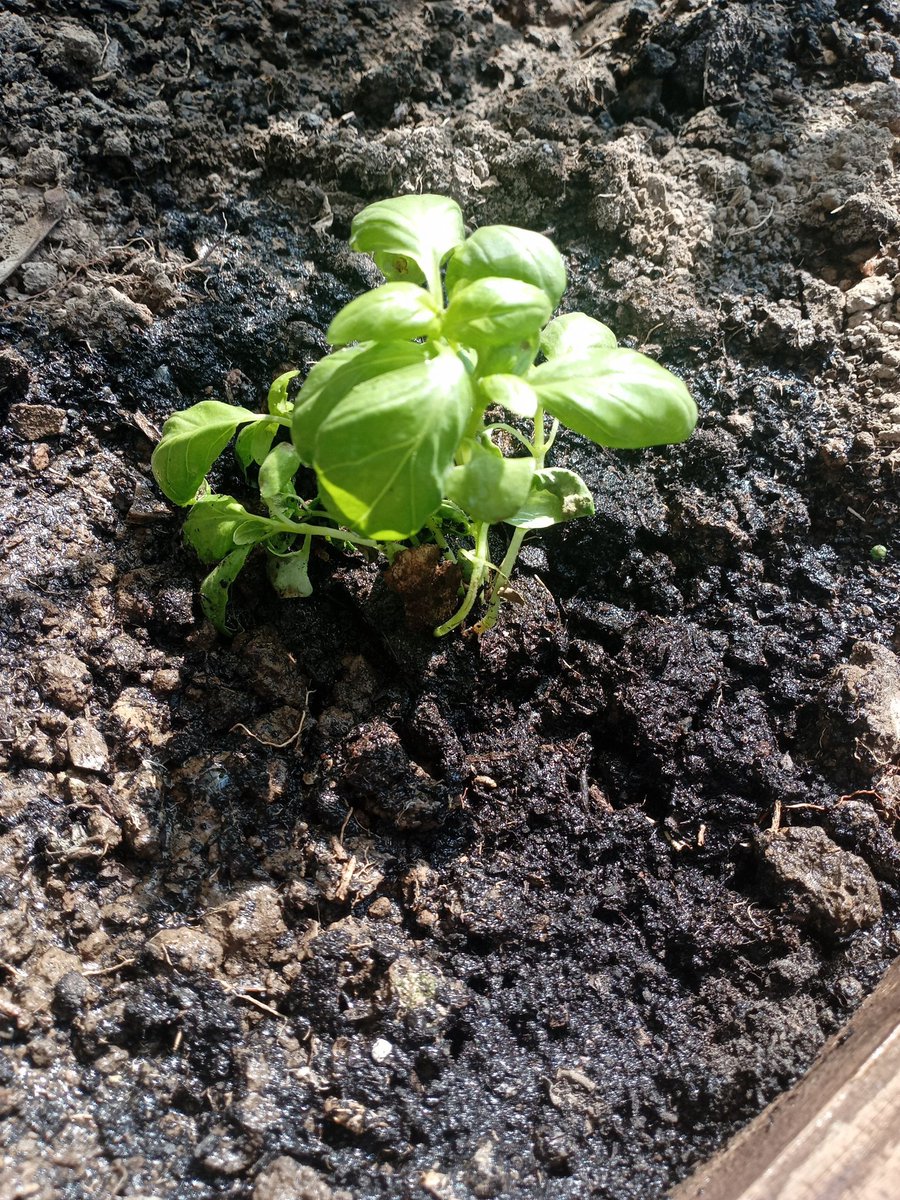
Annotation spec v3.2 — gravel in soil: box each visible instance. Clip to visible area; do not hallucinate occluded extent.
[1,1,899,1198]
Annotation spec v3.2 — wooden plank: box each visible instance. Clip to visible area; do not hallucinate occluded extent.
[672,957,900,1200]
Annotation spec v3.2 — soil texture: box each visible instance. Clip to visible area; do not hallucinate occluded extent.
[1,1,899,1198]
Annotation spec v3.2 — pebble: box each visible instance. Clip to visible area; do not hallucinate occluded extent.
[759,826,882,936]
[40,652,92,713]
[65,719,109,773]
[845,275,894,313]
[9,403,67,440]
[371,1038,393,1063]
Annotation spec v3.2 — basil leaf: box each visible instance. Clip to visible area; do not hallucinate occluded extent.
[267,544,313,598]
[530,348,697,449]
[267,370,300,416]
[541,313,616,360]
[445,225,567,308]
[235,419,279,475]
[443,277,552,348]
[314,350,473,540]
[152,401,262,506]
[183,494,276,563]
[199,546,251,635]
[350,194,465,294]
[479,374,539,419]
[476,334,539,379]
[505,468,595,528]
[327,282,441,346]
[445,441,535,523]
[259,442,302,503]
[292,341,428,465]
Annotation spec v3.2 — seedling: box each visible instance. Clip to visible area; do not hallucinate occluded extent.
[152,194,697,636]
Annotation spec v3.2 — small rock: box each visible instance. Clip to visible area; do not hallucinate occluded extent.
[20,146,68,186]
[371,1037,393,1063]
[466,1140,507,1198]
[39,652,92,713]
[45,21,104,80]
[845,275,894,313]
[13,947,83,1029]
[759,826,882,936]
[146,927,224,973]
[109,766,162,859]
[818,641,900,769]
[253,1157,352,1200]
[194,1129,252,1176]
[65,719,109,773]
[9,403,66,440]
[215,885,288,960]
[19,261,59,294]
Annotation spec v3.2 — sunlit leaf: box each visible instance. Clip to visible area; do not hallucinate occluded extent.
[183,494,276,563]
[267,370,301,416]
[479,374,540,419]
[315,350,473,540]
[530,348,697,448]
[151,401,262,506]
[445,440,534,523]
[327,282,441,346]
[235,419,279,475]
[443,277,552,348]
[292,341,428,465]
[350,194,465,293]
[541,312,616,360]
[476,334,540,379]
[267,543,313,598]
[445,225,567,308]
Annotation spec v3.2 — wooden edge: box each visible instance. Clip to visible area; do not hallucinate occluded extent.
[671,956,900,1200]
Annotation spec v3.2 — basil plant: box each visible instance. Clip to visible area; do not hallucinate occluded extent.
[152,194,697,636]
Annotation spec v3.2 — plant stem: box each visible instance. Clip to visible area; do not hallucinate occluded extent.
[274,520,380,549]
[433,521,489,636]
[476,405,547,633]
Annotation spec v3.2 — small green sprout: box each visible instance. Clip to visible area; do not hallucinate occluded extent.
[152,194,697,636]
[870,544,888,563]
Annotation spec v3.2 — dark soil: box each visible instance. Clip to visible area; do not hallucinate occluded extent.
[1,1,899,1198]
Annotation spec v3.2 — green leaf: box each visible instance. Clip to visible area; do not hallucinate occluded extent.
[199,546,251,635]
[327,282,441,346]
[267,370,301,416]
[183,494,277,563]
[541,313,616,360]
[152,401,262,506]
[235,419,279,474]
[443,277,552,348]
[445,225,567,308]
[505,468,595,528]
[479,374,540,419]
[259,442,302,504]
[292,341,428,465]
[350,194,465,293]
[445,440,535,524]
[530,348,697,449]
[315,350,473,540]
[267,543,313,598]
[476,334,539,379]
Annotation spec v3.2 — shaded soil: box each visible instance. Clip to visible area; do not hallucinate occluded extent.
[1,1,899,1198]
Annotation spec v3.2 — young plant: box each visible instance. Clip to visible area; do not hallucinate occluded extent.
[152,194,697,636]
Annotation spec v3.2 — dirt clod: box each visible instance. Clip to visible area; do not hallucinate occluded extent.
[759,826,884,937]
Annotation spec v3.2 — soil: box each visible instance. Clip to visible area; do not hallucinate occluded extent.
[1,1,899,1198]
